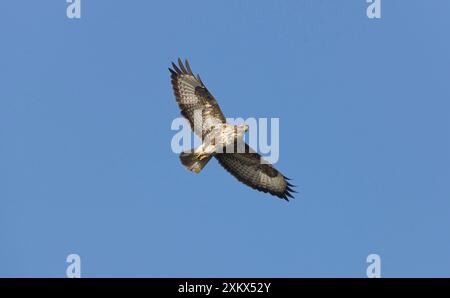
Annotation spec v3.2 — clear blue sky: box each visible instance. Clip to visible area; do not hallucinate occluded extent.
[1,1,449,277]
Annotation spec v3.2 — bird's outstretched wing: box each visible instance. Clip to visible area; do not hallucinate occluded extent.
[215,143,295,201]
[169,58,226,138]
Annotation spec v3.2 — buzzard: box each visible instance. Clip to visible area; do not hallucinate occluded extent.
[169,59,295,201]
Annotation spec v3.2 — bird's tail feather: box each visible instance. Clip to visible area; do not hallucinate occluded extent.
[179,151,212,173]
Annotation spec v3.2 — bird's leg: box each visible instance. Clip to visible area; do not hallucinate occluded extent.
[194,143,214,161]
[194,150,206,161]
[196,152,209,161]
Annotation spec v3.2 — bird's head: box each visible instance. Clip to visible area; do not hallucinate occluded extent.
[234,124,249,137]
[237,124,249,133]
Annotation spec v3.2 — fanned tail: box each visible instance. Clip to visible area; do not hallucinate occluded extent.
[179,151,212,173]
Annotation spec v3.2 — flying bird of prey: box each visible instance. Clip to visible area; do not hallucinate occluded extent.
[169,59,295,201]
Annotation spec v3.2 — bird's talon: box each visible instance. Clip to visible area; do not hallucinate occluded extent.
[194,152,206,160]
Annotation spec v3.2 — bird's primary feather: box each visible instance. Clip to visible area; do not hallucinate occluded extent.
[169,58,226,140]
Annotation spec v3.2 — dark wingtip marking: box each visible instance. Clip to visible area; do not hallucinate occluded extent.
[286,185,296,193]
[185,59,194,75]
[171,62,182,74]
[168,68,177,75]
[286,181,297,188]
[178,57,188,74]
[277,191,293,201]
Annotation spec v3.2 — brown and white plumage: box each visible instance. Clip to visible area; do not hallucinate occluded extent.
[169,58,295,201]
[215,143,295,200]
[169,59,225,139]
